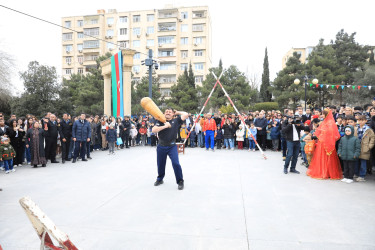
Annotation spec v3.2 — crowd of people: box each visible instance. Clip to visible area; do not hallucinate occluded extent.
[1,99,375,184]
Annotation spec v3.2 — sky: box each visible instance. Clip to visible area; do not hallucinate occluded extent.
[0,0,374,95]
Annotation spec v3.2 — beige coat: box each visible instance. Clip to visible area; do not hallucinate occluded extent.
[359,127,375,160]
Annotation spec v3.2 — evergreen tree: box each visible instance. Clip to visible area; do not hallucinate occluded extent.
[370,49,375,65]
[131,75,161,114]
[187,63,195,88]
[260,48,272,102]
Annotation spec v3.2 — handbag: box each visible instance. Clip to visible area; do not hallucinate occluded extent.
[304,140,316,155]
[116,137,123,145]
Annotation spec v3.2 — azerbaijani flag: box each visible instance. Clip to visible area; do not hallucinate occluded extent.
[111,51,124,117]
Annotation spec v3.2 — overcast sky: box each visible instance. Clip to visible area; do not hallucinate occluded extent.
[0,0,373,95]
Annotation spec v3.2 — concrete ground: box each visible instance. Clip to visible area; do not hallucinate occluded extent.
[0,147,374,250]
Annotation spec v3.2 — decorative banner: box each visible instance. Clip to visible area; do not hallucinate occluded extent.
[111,51,124,117]
[305,82,373,91]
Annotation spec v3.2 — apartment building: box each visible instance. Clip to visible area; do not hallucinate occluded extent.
[61,5,212,97]
[281,46,314,69]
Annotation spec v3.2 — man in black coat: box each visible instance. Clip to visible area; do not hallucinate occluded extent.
[44,114,59,163]
[58,113,73,163]
[254,113,268,150]
[281,116,304,174]
[121,116,132,148]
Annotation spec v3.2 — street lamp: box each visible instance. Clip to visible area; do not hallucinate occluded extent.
[294,76,318,111]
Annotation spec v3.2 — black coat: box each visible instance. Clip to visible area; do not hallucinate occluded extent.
[254,118,267,135]
[281,122,304,141]
[222,124,234,139]
[26,128,48,160]
[122,120,131,135]
[46,120,59,139]
[58,120,73,140]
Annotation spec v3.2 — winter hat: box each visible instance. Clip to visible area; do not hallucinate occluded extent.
[304,120,311,126]
[312,115,319,119]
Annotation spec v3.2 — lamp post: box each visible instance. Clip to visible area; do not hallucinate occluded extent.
[294,76,318,111]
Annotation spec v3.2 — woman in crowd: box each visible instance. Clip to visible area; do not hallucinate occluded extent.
[26,121,48,168]
[8,119,26,167]
[223,119,234,150]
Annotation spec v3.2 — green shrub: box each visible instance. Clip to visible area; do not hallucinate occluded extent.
[251,102,279,111]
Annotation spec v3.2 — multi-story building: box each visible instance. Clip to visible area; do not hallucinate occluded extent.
[281,46,314,69]
[61,5,212,98]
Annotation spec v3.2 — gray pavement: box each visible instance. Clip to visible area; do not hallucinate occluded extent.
[0,147,375,250]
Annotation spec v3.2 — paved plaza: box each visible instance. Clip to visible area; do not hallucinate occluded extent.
[0,147,375,250]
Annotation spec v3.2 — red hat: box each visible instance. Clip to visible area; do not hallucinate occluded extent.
[304,120,311,125]
[312,115,319,119]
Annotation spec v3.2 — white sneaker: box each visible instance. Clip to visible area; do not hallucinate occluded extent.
[14,165,17,168]
[112,152,115,155]
[5,170,10,174]
[0,167,4,171]
[108,152,111,155]
[231,148,234,151]
[27,162,30,165]
[341,178,348,182]
[253,149,255,152]
[248,149,251,152]
[346,179,353,183]
[18,164,22,167]
[356,177,366,182]
[11,169,15,172]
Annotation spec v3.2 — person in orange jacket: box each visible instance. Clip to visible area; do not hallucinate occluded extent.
[204,113,217,151]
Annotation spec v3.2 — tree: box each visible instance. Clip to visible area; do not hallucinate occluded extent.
[369,49,375,65]
[167,67,198,112]
[260,48,272,102]
[131,75,161,114]
[0,49,15,115]
[11,61,61,117]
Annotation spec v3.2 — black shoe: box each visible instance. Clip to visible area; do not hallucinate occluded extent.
[154,180,164,186]
[126,146,129,148]
[178,180,184,190]
[290,169,300,174]
[82,159,88,162]
[33,165,38,168]
[62,160,65,164]
[87,157,92,160]
[284,168,288,174]
[41,164,46,167]
[51,161,59,163]
[72,159,76,163]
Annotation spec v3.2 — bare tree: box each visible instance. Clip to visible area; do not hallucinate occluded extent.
[0,49,14,93]
[248,72,260,90]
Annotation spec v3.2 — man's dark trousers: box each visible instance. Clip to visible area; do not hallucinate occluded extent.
[61,137,71,160]
[284,141,300,171]
[73,141,87,160]
[156,145,183,183]
[45,137,57,161]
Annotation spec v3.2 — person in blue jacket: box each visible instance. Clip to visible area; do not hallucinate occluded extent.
[270,121,281,151]
[72,113,91,163]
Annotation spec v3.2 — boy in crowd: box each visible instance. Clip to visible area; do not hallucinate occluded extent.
[106,124,117,155]
[338,125,361,183]
[300,127,310,167]
[0,137,16,174]
[215,125,223,149]
[356,115,375,182]
[248,123,257,152]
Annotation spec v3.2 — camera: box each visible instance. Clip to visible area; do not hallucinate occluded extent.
[286,115,302,125]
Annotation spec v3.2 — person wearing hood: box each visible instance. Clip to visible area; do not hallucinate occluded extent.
[338,125,361,183]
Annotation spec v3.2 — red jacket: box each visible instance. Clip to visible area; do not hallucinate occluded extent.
[204,118,217,131]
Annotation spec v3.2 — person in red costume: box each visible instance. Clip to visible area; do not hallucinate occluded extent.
[307,109,342,179]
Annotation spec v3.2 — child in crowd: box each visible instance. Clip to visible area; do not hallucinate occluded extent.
[270,121,280,151]
[180,123,188,145]
[130,125,138,146]
[138,124,147,146]
[216,125,223,149]
[300,127,310,167]
[106,124,117,155]
[338,125,361,183]
[248,123,257,152]
[236,124,244,150]
[337,115,345,137]
[188,123,196,148]
[266,123,272,149]
[0,137,16,174]
[356,115,375,182]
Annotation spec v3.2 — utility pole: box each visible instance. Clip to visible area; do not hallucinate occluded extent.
[143,49,158,98]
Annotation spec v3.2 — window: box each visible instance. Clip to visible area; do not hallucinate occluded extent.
[91,19,98,24]
[133,53,140,59]
[65,45,73,52]
[77,20,83,27]
[132,40,140,48]
[84,54,99,61]
[147,26,154,34]
[195,76,203,83]
[84,28,99,37]
[107,17,114,25]
[147,39,154,46]
[159,75,176,83]
[133,15,140,22]
[158,50,174,57]
[192,24,204,32]
[160,88,171,97]
[160,63,176,70]
[180,37,188,45]
[119,41,129,48]
[158,36,175,45]
[133,27,141,35]
[83,40,99,49]
[77,44,83,51]
[64,21,71,28]
[158,22,176,31]
[106,29,114,37]
[77,56,83,63]
[119,16,128,23]
[181,24,188,32]
[181,63,188,70]
[65,57,72,64]
[194,37,203,44]
[62,33,73,41]
[133,65,140,73]
[181,50,188,58]
[107,42,114,50]
[181,12,188,19]
[64,68,72,75]
[77,32,84,39]
[195,63,204,70]
[193,11,205,18]
[78,68,84,74]
[194,50,203,56]
[147,14,154,22]
[120,28,127,35]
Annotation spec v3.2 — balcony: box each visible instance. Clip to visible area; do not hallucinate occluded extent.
[158,9,178,19]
